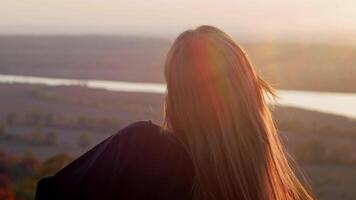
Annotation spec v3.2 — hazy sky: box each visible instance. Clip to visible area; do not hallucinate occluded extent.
[1,0,355,41]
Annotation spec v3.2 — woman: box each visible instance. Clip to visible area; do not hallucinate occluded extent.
[35,26,313,200]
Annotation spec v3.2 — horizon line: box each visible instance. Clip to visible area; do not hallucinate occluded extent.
[0,33,355,45]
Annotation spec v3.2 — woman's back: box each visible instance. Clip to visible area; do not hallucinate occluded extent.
[35,121,194,200]
[162,26,313,199]
[36,25,313,200]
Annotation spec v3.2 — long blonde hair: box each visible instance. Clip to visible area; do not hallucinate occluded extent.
[163,26,313,200]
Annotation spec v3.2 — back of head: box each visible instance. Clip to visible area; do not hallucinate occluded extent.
[163,26,313,200]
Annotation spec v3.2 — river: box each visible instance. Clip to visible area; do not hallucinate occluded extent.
[1,74,355,119]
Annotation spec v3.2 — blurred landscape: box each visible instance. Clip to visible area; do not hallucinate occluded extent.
[0,36,356,200]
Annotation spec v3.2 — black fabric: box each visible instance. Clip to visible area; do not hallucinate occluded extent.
[35,121,194,200]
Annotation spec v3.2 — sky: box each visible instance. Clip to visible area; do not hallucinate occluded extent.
[1,0,356,41]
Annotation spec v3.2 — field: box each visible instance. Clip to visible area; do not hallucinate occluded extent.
[0,36,356,199]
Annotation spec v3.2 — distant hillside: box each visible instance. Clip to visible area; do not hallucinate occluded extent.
[272,105,356,134]
[0,36,355,92]
[245,43,356,93]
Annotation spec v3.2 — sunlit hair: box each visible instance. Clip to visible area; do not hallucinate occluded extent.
[163,26,313,200]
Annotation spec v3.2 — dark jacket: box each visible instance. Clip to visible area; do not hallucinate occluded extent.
[35,121,194,200]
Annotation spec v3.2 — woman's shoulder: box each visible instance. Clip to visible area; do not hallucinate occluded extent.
[112,120,182,149]
[114,120,164,138]
[110,120,191,168]
[111,121,194,198]
[35,121,194,200]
